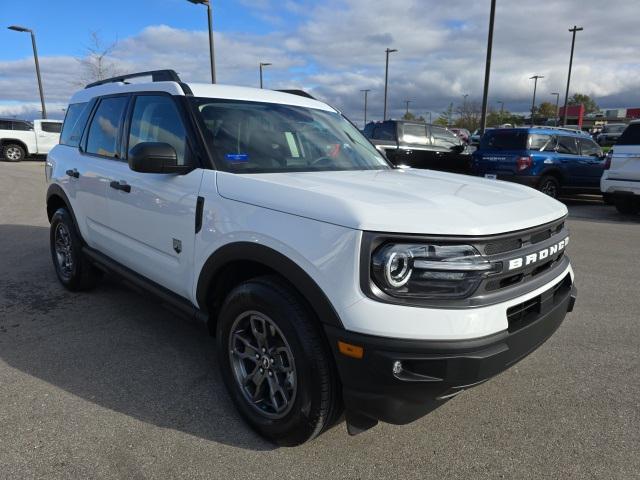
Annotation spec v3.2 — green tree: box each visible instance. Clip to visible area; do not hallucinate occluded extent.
[401,111,425,122]
[535,102,557,119]
[568,93,599,114]
[435,103,454,126]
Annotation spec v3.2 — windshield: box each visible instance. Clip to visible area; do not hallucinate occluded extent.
[191,98,390,173]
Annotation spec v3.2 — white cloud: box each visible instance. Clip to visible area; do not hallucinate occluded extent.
[1,0,639,123]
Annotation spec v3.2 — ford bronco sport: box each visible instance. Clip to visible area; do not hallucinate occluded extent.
[46,70,577,446]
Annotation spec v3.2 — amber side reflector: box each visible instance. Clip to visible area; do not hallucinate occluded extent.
[337,341,364,359]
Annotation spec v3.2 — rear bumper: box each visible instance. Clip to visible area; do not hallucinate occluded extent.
[325,275,576,426]
[492,173,540,188]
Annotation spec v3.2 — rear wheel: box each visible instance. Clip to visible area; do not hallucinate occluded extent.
[2,144,25,162]
[50,208,102,291]
[538,175,560,199]
[217,275,340,446]
[614,197,639,215]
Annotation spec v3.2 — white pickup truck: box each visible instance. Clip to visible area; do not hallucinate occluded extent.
[0,118,62,161]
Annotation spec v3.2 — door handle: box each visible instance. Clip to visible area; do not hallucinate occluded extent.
[109,180,131,193]
[65,169,79,178]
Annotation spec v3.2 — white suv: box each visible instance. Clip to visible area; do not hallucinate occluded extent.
[601,120,640,214]
[46,70,577,445]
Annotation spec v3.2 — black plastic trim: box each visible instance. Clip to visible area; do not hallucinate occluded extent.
[85,69,181,89]
[195,242,344,328]
[195,196,204,233]
[82,246,207,324]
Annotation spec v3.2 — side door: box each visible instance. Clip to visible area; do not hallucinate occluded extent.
[430,126,470,174]
[555,135,580,187]
[104,93,204,299]
[371,122,400,163]
[396,122,433,168]
[75,96,129,250]
[576,137,605,189]
[36,121,62,154]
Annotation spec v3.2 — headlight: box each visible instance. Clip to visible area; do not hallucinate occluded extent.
[371,243,501,300]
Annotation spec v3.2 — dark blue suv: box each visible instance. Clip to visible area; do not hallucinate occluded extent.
[471,127,605,198]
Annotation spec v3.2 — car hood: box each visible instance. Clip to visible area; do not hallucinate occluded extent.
[216,169,567,235]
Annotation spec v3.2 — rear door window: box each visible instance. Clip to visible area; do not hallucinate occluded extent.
[13,121,33,131]
[372,122,396,141]
[528,134,553,151]
[85,96,129,158]
[556,136,578,155]
[431,126,460,148]
[617,124,640,145]
[401,123,428,144]
[41,122,62,133]
[0,120,11,130]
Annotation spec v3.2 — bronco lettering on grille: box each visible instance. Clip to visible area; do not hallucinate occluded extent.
[507,237,569,271]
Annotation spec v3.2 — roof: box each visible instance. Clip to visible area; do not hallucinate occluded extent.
[70,80,335,113]
[489,127,590,137]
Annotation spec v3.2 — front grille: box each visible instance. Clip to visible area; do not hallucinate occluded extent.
[507,274,572,332]
[484,220,565,256]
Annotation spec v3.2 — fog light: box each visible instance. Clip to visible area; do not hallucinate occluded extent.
[392,361,403,375]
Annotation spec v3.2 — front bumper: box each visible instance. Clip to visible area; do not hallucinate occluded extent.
[325,274,576,427]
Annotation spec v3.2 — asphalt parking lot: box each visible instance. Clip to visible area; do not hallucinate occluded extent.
[1,161,638,479]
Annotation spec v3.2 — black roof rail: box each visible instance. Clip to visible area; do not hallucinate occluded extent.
[276,89,316,100]
[85,69,182,89]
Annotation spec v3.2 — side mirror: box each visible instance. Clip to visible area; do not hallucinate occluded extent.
[128,142,191,174]
[451,144,466,154]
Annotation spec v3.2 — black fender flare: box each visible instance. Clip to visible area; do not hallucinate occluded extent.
[46,184,81,232]
[538,166,564,185]
[196,242,344,328]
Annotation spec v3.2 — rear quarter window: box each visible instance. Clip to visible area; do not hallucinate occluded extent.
[41,122,62,133]
[617,124,640,146]
[60,102,92,147]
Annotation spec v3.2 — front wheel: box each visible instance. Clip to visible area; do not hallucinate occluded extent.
[217,275,340,446]
[2,144,25,162]
[538,175,560,199]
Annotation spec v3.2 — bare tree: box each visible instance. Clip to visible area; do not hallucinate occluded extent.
[454,100,481,131]
[76,32,122,85]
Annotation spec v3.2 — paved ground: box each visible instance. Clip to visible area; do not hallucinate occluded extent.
[1,161,638,479]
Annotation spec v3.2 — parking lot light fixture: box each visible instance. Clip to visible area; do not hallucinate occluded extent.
[383,48,397,120]
[360,89,370,126]
[187,0,216,83]
[8,25,47,119]
[529,75,544,127]
[259,62,271,89]
[551,92,560,126]
[479,0,496,134]
[563,26,583,126]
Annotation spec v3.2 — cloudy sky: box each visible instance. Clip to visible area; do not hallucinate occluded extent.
[1,0,639,124]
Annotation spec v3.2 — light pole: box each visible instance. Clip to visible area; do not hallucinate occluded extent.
[188,0,216,83]
[360,89,370,126]
[259,62,271,89]
[404,100,410,116]
[562,25,583,126]
[529,75,544,127]
[8,25,46,119]
[383,48,397,120]
[479,0,496,134]
[497,100,504,124]
[551,92,560,126]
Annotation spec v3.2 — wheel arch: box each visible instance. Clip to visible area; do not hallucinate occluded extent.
[196,242,344,334]
[539,166,564,185]
[1,139,29,156]
[46,184,82,239]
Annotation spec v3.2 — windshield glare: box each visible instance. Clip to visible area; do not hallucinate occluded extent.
[191,98,390,173]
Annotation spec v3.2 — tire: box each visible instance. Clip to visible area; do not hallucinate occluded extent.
[50,208,102,291]
[614,197,639,215]
[217,275,340,446]
[538,175,561,199]
[2,144,25,162]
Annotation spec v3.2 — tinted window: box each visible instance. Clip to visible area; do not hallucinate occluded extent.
[86,97,128,158]
[577,138,601,156]
[372,122,396,141]
[431,126,460,148]
[604,124,626,133]
[362,123,374,138]
[13,121,33,131]
[528,134,553,151]
[0,120,11,130]
[401,123,428,144]
[41,122,62,133]
[617,124,640,145]
[192,98,389,173]
[480,130,528,150]
[556,136,578,155]
[128,95,187,165]
[60,102,91,147]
